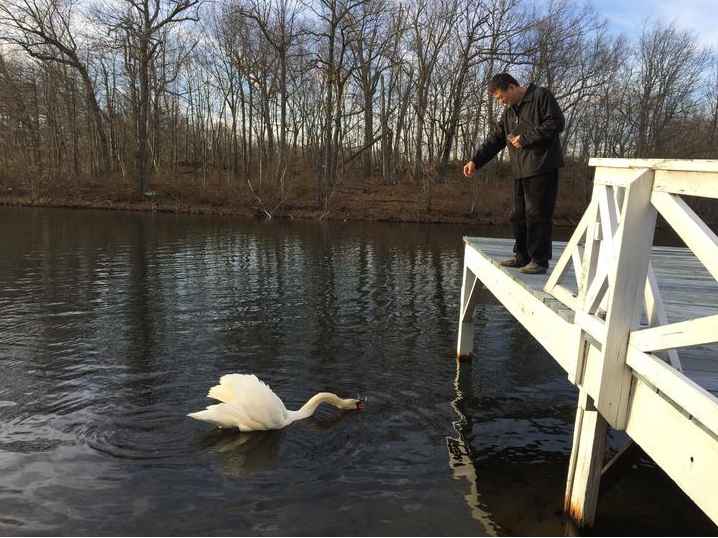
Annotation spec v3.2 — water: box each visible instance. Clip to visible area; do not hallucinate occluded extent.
[0,207,713,536]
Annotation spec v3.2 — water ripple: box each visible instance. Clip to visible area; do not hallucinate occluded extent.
[0,208,711,536]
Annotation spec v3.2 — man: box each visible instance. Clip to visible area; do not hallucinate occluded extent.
[463,73,565,275]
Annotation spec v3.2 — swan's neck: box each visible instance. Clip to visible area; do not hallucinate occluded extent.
[288,392,342,423]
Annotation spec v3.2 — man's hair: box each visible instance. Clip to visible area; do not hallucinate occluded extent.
[488,73,520,94]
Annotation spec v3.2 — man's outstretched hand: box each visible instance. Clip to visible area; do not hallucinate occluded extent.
[463,161,477,177]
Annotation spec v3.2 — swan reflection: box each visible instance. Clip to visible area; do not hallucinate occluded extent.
[199,408,358,477]
[201,430,283,476]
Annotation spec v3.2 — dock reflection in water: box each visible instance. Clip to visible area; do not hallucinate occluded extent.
[448,357,501,536]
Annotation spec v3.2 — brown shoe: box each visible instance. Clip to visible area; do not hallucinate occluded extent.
[519,261,548,274]
[500,256,529,268]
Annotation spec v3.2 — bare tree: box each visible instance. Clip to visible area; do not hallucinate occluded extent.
[706,54,718,149]
[305,0,368,209]
[407,0,456,186]
[99,0,201,193]
[2,0,718,218]
[345,0,398,176]
[636,21,708,157]
[0,0,111,174]
[233,0,300,179]
[0,53,43,174]
[528,1,622,152]
[206,4,243,178]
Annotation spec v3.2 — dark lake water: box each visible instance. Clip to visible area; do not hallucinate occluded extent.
[0,207,714,536]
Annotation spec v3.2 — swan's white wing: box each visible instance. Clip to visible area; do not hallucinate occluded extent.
[204,374,288,430]
[188,403,263,430]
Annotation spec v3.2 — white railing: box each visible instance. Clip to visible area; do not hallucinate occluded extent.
[543,158,718,431]
[456,158,718,526]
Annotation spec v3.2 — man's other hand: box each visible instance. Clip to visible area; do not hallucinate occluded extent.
[463,161,477,177]
[508,134,523,149]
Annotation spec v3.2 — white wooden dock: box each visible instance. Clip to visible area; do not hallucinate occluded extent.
[457,159,718,528]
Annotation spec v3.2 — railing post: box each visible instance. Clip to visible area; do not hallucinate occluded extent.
[564,167,656,529]
[594,168,656,429]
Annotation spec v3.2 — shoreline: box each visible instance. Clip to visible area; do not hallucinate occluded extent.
[0,194,582,227]
[3,167,714,229]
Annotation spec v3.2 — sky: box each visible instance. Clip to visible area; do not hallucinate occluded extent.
[591,0,718,49]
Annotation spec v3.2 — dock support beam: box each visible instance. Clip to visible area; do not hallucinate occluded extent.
[457,264,481,359]
[564,389,608,528]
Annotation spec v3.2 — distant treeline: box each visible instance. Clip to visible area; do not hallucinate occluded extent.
[0,0,716,217]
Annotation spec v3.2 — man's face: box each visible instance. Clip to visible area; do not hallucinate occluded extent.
[493,85,519,106]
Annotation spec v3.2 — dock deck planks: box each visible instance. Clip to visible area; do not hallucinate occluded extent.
[464,236,718,395]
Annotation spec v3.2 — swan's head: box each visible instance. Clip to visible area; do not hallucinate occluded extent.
[339,398,364,410]
[316,393,364,411]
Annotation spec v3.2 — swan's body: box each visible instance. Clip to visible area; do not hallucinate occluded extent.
[188,374,362,431]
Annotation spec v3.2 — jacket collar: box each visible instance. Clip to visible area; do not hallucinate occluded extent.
[518,83,536,104]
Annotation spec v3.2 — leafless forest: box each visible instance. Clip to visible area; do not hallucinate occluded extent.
[1,0,717,220]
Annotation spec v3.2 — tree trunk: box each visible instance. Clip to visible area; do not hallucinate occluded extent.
[136,36,151,194]
[77,64,110,175]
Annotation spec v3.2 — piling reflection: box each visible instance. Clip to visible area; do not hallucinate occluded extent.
[448,356,582,536]
[447,358,501,536]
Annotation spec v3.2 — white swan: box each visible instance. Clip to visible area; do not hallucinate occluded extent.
[187,374,363,431]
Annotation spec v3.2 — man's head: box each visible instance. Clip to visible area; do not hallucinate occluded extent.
[488,73,523,106]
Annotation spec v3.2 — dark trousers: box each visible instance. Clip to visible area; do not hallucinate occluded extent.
[511,169,559,266]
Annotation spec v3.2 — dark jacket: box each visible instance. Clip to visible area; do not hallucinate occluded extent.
[471,83,565,179]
